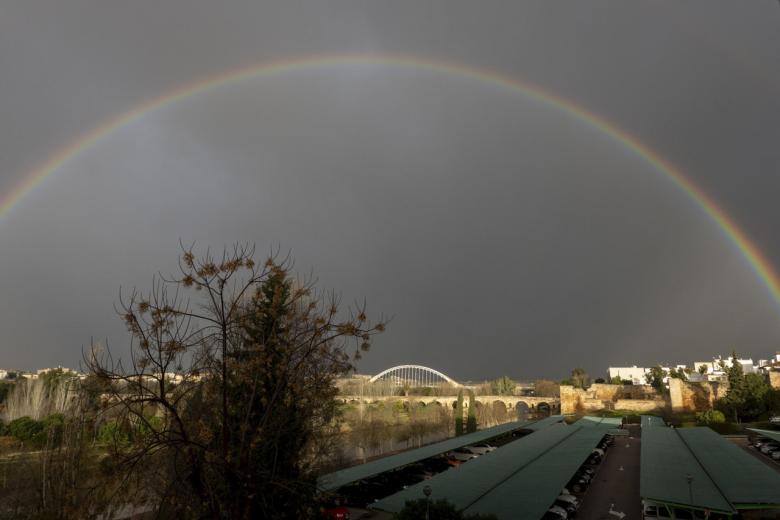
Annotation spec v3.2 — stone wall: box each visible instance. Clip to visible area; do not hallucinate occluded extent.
[769,370,780,390]
[613,399,665,412]
[669,378,727,413]
[560,384,665,414]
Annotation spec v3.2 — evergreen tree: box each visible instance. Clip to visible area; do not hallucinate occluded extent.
[455,389,464,436]
[644,366,667,394]
[722,351,746,423]
[466,390,477,433]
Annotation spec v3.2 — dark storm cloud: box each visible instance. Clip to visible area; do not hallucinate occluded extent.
[0,1,779,379]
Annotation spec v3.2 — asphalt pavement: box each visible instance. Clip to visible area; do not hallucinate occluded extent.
[576,425,642,520]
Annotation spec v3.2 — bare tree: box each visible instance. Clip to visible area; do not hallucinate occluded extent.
[86,243,385,518]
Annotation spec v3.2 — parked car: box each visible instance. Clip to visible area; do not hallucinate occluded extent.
[445,457,465,467]
[558,493,579,508]
[554,500,576,516]
[421,457,452,473]
[320,502,350,520]
[760,443,779,454]
[642,502,673,520]
[448,448,480,462]
[463,443,496,455]
[555,495,578,515]
[393,463,433,485]
[567,475,589,493]
[769,415,780,424]
[771,450,780,460]
[544,505,569,519]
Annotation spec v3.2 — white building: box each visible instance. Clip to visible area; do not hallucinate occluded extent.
[607,366,649,385]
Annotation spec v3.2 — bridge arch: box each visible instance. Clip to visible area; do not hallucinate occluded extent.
[368,365,460,386]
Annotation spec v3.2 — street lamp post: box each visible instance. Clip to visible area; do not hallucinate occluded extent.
[686,473,694,505]
[423,485,432,520]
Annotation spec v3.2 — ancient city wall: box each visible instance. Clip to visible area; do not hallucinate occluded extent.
[668,378,727,413]
[560,384,665,414]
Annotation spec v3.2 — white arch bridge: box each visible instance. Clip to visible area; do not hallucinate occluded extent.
[369,365,460,387]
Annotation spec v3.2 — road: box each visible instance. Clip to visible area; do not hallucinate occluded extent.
[576,425,642,520]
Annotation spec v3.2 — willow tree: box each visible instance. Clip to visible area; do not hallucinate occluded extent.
[87,244,385,519]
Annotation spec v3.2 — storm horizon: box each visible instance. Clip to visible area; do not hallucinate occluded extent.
[1,1,779,381]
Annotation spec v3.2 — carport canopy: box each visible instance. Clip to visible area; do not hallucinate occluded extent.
[641,415,665,428]
[318,415,563,491]
[747,427,780,444]
[371,417,616,520]
[641,426,780,515]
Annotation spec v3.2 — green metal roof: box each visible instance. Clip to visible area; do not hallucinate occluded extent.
[318,415,563,491]
[641,427,734,513]
[747,427,780,444]
[371,417,614,520]
[678,428,780,508]
[463,420,614,520]
[641,415,665,428]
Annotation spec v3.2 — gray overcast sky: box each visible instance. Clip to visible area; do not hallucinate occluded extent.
[1,1,779,380]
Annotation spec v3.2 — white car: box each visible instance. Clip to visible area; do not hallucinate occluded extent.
[769,415,780,424]
[545,505,568,519]
[557,494,578,508]
[760,444,779,454]
[463,443,496,455]
[447,448,479,462]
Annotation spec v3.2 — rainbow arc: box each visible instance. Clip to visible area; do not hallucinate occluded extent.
[2,54,778,305]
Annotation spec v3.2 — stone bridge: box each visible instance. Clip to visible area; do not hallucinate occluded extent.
[337,395,560,414]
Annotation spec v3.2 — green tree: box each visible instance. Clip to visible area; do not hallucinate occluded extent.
[490,376,516,396]
[7,416,44,443]
[645,366,667,394]
[742,373,770,420]
[455,389,464,436]
[570,368,589,389]
[668,367,688,381]
[594,377,605,384]
[609,376,623,385]
[466,390,477,433]
[766,387,780,414]
[698,364,708,375]
[87,244,386,519]
[397,498,497,520]
[719,352,747,422]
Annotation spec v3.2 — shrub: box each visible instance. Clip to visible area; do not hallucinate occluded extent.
[7,416,44,443]
[695,410,726,425]
[97,420,129,445]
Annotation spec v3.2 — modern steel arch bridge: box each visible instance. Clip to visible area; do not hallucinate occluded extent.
[368,365,460,387]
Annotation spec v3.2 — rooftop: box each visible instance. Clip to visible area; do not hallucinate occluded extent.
[371,416,619,520]
[641,426,780,513]
[318,415,563,491]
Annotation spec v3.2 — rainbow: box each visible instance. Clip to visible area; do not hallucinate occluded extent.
[2,53,779,305]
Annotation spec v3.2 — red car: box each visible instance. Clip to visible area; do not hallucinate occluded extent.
[321,504,350,520]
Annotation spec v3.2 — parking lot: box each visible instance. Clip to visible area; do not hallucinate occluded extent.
[576,425,641,519]
[745,428,780,472]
